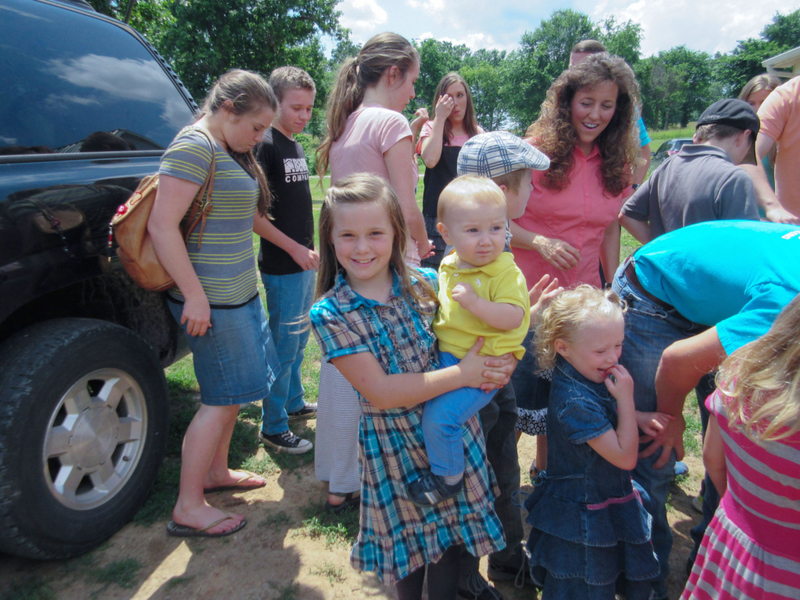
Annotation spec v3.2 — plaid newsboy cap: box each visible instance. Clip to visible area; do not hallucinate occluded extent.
[457,131,550,178]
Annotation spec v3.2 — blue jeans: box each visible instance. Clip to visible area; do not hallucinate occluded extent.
[423,352,498,476]
[261,270,316,435]
[613,263,709,599]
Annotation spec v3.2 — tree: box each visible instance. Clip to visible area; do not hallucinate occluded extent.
[506,9,599,130]
[762,9,800,48]
[414,38,471,112]
[461,50,509,130]
[714,9,800,96]
[599,16,642,67]
[159,0,343,101]
[636,47,712,129]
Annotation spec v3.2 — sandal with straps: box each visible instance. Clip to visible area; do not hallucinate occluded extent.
[324,491,360,514]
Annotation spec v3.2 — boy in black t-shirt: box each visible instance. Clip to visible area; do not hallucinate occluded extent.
[255,67,318,454]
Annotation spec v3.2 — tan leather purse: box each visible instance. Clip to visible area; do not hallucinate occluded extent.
[110,128,215,291]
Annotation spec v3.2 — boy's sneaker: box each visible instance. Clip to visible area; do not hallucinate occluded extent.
[288,402,317,421]
[407,472,462,507]
[259,429,313,454]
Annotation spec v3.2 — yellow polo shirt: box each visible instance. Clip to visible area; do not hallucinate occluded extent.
[433,252,530,359]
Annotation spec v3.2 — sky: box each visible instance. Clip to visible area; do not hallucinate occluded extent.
[334,0,800,58]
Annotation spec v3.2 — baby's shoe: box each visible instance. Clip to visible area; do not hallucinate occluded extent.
[407,472,462,507]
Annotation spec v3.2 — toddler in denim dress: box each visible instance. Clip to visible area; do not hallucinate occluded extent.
[524,285,667,600]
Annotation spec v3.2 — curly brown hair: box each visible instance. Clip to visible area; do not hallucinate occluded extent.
[526,53,640,197]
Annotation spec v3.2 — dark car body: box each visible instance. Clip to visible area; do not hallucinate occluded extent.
[650,138,693,169]
[0,0,197,559]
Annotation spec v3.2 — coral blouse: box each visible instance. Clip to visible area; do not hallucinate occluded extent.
[512,144,630,288]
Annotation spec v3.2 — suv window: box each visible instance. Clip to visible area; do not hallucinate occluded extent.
[0,0,195,155]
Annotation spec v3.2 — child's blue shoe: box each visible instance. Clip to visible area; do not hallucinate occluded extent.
[407,472,462,507]
[674,461,689,477]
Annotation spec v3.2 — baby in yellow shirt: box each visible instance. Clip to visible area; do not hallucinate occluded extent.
[408,175,530,507]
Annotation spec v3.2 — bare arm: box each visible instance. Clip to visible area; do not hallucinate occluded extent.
[640,327,727,468]
[148,174,210,336]
[509,221,581,270]
[419,95,454,168]
[253,213,319,271]
[384,139,430,258]
[599,220,621,283]
[633,143,651,186]
[409,108,429,156]
[451,283,524,330]
[619,214,652,245]
[586,364,638,470]
[703,413,727,496]
[330,338,515,410]
[742,132,800,224]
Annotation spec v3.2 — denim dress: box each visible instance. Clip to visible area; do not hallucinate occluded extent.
[524,356,659,600]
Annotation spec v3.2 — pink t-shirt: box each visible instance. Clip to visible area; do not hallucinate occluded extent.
[758,77,800,217]
[329,104,417,186]
[512,144,629,288]
[415,120,474,153]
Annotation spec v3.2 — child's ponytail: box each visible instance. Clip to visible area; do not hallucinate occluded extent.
[316,32,419,178]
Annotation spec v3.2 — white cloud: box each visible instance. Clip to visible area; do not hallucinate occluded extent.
[335,0,800,57]
[339,0,389,40]
[577,0,797,57]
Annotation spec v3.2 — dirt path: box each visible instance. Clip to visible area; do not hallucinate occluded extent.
[0,421,703,600]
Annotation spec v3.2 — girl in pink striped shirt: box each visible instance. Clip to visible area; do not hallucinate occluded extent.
[682,294,800,600]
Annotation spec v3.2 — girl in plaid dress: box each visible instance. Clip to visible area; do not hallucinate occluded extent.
[310,174,515,600]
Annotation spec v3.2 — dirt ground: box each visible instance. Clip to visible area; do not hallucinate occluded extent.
[0,419,704,600]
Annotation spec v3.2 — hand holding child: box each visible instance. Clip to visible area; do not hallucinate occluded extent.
[458,337,516,391]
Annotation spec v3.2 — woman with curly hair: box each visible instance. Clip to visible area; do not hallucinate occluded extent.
[509,53,641,470]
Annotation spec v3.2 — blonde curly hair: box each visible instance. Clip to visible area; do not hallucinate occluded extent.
[534,285,626,371]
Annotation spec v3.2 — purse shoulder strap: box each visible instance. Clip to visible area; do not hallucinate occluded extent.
[182,127,216,247]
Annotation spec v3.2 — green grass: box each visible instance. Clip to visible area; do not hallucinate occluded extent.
[259,510,293,530]
[311,563,346,584]
[270,582,300,600]
[299,501,359,548]
[648,125,696,149]
[90,559,142,590]
[1,579,56,600]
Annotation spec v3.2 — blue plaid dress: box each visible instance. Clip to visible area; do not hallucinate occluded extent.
[311,267,506,584]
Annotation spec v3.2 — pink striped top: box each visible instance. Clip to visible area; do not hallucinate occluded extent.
[711,389,800,559]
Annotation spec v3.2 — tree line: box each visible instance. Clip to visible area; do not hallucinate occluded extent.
[92,1,799,138]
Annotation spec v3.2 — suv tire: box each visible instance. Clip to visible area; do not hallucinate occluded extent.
[0,319,169,559]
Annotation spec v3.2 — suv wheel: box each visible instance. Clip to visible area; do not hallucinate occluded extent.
[0,319,169,559]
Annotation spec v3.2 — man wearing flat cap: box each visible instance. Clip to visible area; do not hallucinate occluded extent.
[619,99,760,245]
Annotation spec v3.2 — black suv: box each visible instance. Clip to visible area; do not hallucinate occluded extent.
[0,0,197,559]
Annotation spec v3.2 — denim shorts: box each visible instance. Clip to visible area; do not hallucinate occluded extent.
[168,295,279,406]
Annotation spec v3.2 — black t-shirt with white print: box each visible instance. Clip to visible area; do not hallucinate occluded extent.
[256,127,314,276]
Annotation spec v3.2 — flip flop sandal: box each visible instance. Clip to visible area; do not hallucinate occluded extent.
[166,515,247,538]
[324,492,360,514]
[204,470,266,493]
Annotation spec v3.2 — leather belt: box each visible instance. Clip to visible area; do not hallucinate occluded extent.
[624,259,674,310]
